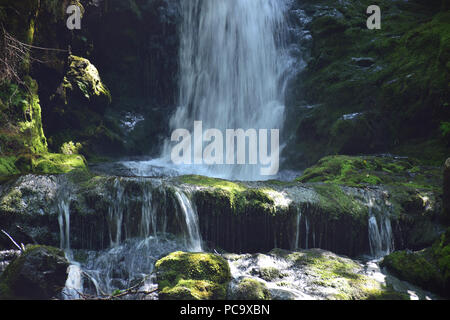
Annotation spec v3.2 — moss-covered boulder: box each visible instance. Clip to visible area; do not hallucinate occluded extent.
[232,278,271,300]
[0,245,69,300]
[56,55,111,112]
[226,249,410,300]
[155,251,231,300]
[381,228,450,297]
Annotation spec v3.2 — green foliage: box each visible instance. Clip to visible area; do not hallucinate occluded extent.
[0,156,19,176]
[441,122,450,138]
[60,141,82,155]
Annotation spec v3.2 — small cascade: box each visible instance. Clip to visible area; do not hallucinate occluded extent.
[305,216,309,249]
[57,177,205,299]
[293,209,302,250]
[108,178,126,247]
[57,198,70,250]
[290,208,302,251]
[366,193,394,258]
[174,189,203,252]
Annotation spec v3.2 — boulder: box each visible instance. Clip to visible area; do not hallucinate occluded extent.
[55,55,112,112]
[231,278,271,300]
[155,251,231,300]
[0,245,69,300]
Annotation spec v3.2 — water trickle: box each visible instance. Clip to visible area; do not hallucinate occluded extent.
[305,216,309,249]
[57,198,70,250]
[174,189,203,252]
[108,178,126,247]
[293,209,302,250]
[366,194,394,258]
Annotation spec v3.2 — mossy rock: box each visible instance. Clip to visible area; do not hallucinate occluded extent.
[155,251,231,300]
[0,157,20,176]
[272,248,409,300]
[232,278,271,300]
[0,245,69,300]
[381,228,450,297]
[56,55,111,112]
[297,155,441,190]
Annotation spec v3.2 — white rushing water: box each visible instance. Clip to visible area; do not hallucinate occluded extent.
[125,0,293,181]
[366,195,394,258]
[60,178,204,299]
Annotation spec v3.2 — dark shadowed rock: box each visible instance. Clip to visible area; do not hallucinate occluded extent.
[0,245,69,300]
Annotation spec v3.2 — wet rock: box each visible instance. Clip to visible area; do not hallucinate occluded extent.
[381,228,450,297]
[351,57,375,68]
[54,55,112,112]
[0,250,21,274]
[226,249,410,300]
[231,278,271,300]
[155,251,231,300]
[0,245,69,300]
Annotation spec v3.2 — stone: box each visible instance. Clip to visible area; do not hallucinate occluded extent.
[0,245,69,300]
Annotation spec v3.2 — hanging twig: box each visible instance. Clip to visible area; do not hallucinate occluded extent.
[1,229,24,252]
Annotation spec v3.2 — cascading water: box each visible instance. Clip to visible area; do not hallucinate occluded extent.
[125,0,294,181]
[60,178,204,299]
[365,193,394,258]
[174,189,203,251]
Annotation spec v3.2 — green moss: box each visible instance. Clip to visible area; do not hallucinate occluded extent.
[382,229,450,297]
[31,153,87,174]
[0,157,19,176]
[259,267,283,282]
[0,188,22,214]
[287,1,450,167]
[181,175,276,214]
[297,155,441,191]
[61,55,112,107]
[234,278,271,300]
[276,249,409,300]
[312,183,367,220]
[155,251,231,300]
[381,250,442,293]
[179,175,246,193]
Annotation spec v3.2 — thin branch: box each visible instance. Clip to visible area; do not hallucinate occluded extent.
[1,229,24,252]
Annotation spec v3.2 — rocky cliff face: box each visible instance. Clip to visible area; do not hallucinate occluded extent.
[284,0,450,169]
[0,155,444,257]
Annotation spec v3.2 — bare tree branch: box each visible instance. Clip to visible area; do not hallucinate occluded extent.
[1,229,24,252]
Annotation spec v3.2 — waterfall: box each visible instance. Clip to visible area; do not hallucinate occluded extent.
[108,178,125,247]
[174,189,203,252]
[293,209,301,250]
[160,0,292,181]
[57,198,70,250]
[366,195,394,257]
[305,216,309,249]
[58,177,204,298]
